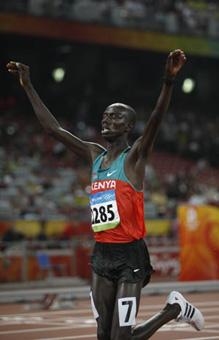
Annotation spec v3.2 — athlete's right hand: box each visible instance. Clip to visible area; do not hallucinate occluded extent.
[6,61,31,88]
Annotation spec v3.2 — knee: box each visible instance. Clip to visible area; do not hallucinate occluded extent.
[97,326,111,340]
[110,327,132,340]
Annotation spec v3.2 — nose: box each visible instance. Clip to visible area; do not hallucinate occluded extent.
[102,114,110,124]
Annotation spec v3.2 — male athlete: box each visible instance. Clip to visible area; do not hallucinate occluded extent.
[7,49,204,339]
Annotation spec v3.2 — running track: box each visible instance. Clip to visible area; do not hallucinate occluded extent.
[0,292,218,340]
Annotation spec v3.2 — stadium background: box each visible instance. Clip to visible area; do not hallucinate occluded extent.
[0,0,219,318]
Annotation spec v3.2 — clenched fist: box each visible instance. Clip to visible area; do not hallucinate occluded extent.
[6,61,31,88]
[165,49,186,78]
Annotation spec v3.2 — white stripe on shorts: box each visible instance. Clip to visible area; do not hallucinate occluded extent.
[90,291,99,320]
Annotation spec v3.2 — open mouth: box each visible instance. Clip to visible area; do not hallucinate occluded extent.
[101,127,110,133]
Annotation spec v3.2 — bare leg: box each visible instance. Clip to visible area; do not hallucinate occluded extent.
[132,303,180,339]
[91,272,117,340]
[110,280,142,340]
[110,281,180,340]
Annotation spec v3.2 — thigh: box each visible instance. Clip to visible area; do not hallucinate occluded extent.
[111,280,143,340]
[91,271,117,340]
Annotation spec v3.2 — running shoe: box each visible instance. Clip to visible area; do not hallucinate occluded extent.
[166,291,204,331]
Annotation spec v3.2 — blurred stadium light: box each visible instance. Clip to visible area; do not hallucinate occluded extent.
[182,78,195,94]
[52,67,66,82]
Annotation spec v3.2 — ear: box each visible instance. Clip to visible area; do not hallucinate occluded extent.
[126,120,134,132]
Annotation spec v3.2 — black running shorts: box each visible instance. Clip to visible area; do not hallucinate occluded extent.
[91,239,153,287]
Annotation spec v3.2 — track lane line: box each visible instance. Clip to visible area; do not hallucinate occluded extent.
[37,335,96,340]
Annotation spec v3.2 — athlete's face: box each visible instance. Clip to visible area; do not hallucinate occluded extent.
[101,105,131,141]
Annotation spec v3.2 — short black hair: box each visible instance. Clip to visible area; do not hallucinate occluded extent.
[107,103,136,127]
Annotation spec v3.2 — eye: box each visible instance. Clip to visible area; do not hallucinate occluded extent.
[115,114,123,120]
[102,113,108,119]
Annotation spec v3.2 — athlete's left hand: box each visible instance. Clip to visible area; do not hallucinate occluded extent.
[165,49,186,78]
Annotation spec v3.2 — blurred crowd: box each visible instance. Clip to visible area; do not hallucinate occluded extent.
[157,109,219,167]
[1,0,219,38]
[0,110,218,224]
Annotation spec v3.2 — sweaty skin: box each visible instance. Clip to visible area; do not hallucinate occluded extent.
[6,50,187,340]
[6,51,186,190]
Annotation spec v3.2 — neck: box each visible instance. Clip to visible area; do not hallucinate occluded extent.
[105,138,129,160]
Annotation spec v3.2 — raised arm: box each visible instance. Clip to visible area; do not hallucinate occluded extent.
[137,49,186,157]
[125,49,186,189]
[6,61,105,163]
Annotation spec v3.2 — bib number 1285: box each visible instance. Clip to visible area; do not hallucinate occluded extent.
[91,204,115,224]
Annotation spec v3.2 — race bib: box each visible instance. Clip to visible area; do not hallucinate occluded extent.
[90,190,120,232]
[118,297,136,327]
